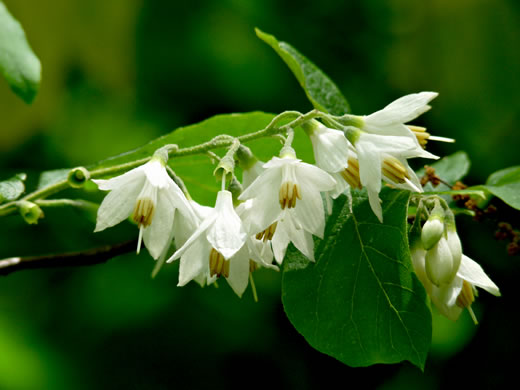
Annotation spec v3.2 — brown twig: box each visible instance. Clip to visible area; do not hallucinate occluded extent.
[0,239,138,276]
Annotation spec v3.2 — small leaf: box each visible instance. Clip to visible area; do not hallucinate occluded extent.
[282,188,431,369]
[482,166,520,210]
[0,173,26,203]
[416,151,471,191]
[0,1,41,103]
[37,168,69,190]
[255,28,350,116]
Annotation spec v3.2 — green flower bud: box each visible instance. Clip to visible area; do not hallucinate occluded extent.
[67,166,91,188]
[236,145,258,171]
[18,200,44,224]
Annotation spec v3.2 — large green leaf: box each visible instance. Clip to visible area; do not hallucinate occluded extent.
[256,28,350,116]
[282,188,431,369]
[0,1,41,103]
[0,173,26,203]
[76,112,312,205]
[481,166,520,210]
[417,151,470,192]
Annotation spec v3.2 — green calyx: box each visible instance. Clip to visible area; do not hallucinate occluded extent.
[300,119,322,136]
[344,127,362,145]
[67,167,91,189]
[18,200,44,224]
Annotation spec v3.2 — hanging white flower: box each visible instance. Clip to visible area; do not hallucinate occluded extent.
[167,190,247,287]
[239,148,336,237]
[411,245,500,323]
[348,129,439,221]
[303,119,350,174]
[93,155,196,259]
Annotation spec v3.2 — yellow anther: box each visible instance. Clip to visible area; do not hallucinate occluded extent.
[456,280,475,309]
[279,182,301,209]
[209,248,230,278]
[132,198,155,227]
[409,125,431,148]
[340,157,362,189]
[256,222,278,242]
[382,157,410,184]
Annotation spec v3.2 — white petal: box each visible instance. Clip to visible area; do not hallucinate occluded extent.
[296,163,336,192]
[311,127,350,173]
[430,279,464,321]
[294,180,325,237]
[143,160,171,189]
[142,190,175,259]
[206,191,247,259]
[458,255,501,296]
[93,166,144,191]
[167,210,216,262]
[178,238,211,286]
[94,177,144,232]
[366,92,438,126]
[287,222,315,262]
[271,223,291,264]
[239,163,281,201]
[410,246,432,295]
[226,247,251,297]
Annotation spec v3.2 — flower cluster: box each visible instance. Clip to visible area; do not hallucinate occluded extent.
[410,199,500,323]
[92,92,499,310]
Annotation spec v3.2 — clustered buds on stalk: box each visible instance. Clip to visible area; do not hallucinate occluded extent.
[410,197,500,323]
[89,91,499,316]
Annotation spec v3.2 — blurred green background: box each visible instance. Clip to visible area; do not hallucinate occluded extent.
[1,0,518,389]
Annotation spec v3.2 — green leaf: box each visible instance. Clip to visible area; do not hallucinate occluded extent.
[37,168,69,190]
[255,28,350,115]
[482,166,520,210]
[0,1,41,103]
[416,151,471,192]
[0,173,26,203]
[282,188,431,369]
[88,112,313,206]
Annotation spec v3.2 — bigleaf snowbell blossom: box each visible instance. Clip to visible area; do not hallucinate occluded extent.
[93,155,196,259]
[346,127,439,222]
[412,245,500,323]
[238,147,336,255]
[339,92,454,149]
[167,190,247,288]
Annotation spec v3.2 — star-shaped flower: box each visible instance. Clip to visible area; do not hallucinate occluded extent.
[238,149,336,242]
[94,157,195,259]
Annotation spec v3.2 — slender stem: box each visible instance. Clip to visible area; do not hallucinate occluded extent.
[0,109,326,218]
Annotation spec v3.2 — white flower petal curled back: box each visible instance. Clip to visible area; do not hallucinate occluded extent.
[93,159,196,259]
[363,92,438,141]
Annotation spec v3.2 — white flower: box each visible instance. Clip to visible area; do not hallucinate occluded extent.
[304,120,350,173]
[238,151,336,241]
[167,190,247,287]
[351,130,438,221]
[359,92,454,148]
[412,246,500,323]
[270,209,315,263]
[93,157,195,259]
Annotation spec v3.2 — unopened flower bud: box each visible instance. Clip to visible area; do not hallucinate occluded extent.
[425,237,456,286]
[421,201,445,250]
[18,200,44,224]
